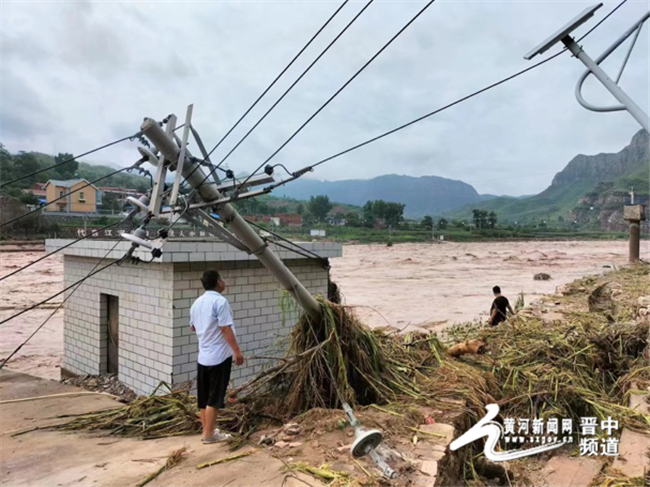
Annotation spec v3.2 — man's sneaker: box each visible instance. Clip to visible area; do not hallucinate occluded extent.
[201,429,232,444]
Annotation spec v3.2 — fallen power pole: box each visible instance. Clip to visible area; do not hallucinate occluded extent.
[126,115,322,320]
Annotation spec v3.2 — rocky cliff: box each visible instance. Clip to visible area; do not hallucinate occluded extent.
[552,130,648,187]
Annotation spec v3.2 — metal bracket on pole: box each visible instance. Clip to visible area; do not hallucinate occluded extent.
[159,188,271,214]
[140,116,321,319]
[190,125,221,186]
[165,115,177,136]
[524,3,650,132]
[573,12,649,115]
[169,104,194,207]
[214,174,275,193]
[186,210,250,252]
[149,156,168,216]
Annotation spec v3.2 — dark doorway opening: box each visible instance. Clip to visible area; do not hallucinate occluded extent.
[102,294,119,374]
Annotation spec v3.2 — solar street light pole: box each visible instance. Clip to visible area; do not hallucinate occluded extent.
[524,3,649,132]
[561,25,649,132]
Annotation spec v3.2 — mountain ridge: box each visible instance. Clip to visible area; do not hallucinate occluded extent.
[450,130,649,230]
[276,173,495,218]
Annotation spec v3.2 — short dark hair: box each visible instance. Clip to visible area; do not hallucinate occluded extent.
[201,270,222,290]
[493,286,501,294]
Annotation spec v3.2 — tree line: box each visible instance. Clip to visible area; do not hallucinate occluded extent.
[0,144,151,205]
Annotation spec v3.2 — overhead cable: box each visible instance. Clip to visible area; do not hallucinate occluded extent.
[0,238,128,369]
[188,0,373,190]
[0,165,139,229]
[270,0,630,181]
[0,220,124,282]
[0,132,142,189]
[233,0,437,194]
[0,254,127,326]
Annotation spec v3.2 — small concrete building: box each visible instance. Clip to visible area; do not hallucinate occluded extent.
[45,238,342,395]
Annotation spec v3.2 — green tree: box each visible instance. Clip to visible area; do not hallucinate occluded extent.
[12,152,40,188]
[437,217,448,230]
[421,215,434,231]
[19,191,39,205]
[302,209,316,227]
[307,195,333,223]
[383,202,404,227]
[362,199,405,228]
[487,211,498,229]
[362,201,375,227]
[296,203,304,215]
[0,144,14,185]
[54,153,78,179]
[472,209,489,229]
[344,211,360,227]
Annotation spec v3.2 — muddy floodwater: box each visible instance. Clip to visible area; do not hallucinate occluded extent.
[329,240,644,331]
[1,240,646,380]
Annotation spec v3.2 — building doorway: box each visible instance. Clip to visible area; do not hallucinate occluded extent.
[102,294,119,374]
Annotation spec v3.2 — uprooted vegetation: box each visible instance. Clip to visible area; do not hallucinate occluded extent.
[53,264,650,486]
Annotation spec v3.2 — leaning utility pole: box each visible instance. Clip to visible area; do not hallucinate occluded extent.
[127,116,321,319]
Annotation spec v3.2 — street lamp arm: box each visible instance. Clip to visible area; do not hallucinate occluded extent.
[574,11,649,114]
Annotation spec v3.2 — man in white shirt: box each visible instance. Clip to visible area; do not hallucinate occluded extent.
[190,270,244,444]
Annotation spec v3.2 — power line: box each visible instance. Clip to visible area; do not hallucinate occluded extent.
[188,0,373,190]
[234,0,437,195]
[203,0,350,162]
[179,0,352,188]
[0,132,142,189]
[0,253,127,327]
[0,165,137,229]
[245,218,328,266]
[282,0,631,177]
[0,220,124,282]
[0,238,128,370]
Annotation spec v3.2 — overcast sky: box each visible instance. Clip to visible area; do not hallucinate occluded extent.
[1,0,648,196]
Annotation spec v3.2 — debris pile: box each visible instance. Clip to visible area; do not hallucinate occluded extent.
[61,373,137,403]
[52,264,649,486]
[233,296,425,416]
[54,384,200,438]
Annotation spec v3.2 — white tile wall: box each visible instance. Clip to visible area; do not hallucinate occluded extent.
[52,239,335,396]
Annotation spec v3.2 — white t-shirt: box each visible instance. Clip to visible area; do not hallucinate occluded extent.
[190,290,236,366]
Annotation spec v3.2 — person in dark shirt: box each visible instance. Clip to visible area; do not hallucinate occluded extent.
[489,286,515,326]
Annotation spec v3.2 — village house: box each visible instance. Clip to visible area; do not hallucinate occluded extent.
[44,179,101,214]
[247,213,302,227]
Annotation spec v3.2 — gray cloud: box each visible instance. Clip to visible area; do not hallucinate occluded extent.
[1,0,648,196]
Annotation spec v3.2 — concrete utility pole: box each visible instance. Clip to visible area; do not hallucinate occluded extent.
[140,118,322,319]
[624,203,645,263]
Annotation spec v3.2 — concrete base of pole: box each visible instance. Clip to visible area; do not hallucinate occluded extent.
[629,220,640,263]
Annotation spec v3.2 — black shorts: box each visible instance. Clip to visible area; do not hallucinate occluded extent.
[197,357,232,409]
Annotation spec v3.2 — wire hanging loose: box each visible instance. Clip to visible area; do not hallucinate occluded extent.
[233,0,437,194]
[267,0,630,183]
[0,132,142,189]
[0,164,141,229]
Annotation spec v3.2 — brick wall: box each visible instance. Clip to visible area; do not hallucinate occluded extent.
[170,259,328,387]
[61,256,174,395]
[50,238,340,396]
